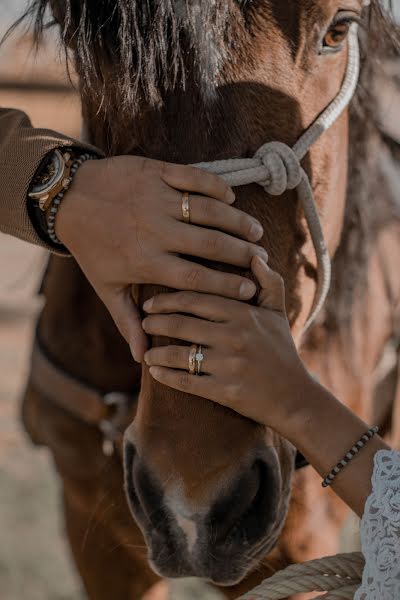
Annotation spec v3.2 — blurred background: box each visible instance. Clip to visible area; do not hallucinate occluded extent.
[0,1,399,600]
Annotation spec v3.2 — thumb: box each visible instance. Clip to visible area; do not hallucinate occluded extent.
[251,255,286,313]
[103,287,148,362]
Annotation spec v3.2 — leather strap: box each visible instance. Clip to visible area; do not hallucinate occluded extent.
[30,336,308,468]
[31,337,138,455]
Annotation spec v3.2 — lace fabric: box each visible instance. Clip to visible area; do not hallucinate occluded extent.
[355,449,400,600]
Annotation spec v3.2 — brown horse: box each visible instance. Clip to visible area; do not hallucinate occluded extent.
[16,1,400,598]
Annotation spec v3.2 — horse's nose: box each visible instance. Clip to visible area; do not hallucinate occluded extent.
[125,439,281,580]
[208,459,276,548]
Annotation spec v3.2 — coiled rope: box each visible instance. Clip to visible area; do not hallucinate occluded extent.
[193,26,360,332]
[236,552,364,600]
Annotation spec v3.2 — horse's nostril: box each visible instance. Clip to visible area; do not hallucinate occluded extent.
[210,460,275,546]
[124,441,170,537]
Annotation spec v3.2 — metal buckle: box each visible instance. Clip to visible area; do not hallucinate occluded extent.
[100,392,132,457]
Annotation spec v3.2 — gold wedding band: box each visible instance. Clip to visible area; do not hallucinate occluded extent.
[188,344,197,374]
[182,191,190,223]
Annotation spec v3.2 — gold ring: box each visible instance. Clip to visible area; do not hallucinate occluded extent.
[195,345,204,376]
[182,191,190,223]
[188,344,197,374]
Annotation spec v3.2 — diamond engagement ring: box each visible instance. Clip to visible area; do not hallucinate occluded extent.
[195,345,204,376]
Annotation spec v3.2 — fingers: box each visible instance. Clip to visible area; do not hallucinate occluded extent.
[143,313,223,345]
[171,223,268,268]
[251,256,286,312]
[155,257,256,301]
[148,366,222,402]
[145,345,215,375]
[104,288,148,362]
[172,193,263,243]
[143,291,241,322]
[159,162,235,204]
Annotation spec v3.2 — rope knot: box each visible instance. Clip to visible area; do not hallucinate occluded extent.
[255,142,302,196]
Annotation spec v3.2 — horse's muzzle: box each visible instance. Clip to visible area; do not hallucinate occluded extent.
[123,438,291,584]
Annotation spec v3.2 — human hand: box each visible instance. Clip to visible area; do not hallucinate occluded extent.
[55,156,268,361]
[142,256,314,439]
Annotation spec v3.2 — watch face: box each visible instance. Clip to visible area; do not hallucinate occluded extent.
[30,149,65,196]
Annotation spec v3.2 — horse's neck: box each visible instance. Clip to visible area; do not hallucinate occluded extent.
[39,256,141,391]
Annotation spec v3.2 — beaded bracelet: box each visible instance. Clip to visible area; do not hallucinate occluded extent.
[321,426,379,488]
[47,152,96,245]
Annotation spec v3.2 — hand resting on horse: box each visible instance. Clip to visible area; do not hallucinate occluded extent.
[143,255,389,518]
[54,155,268,362]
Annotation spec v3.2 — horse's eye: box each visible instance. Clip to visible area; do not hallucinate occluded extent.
[322,19,353,53]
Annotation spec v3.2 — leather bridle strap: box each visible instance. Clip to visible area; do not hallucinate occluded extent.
[30,337,138,455]
[30,336,308,468]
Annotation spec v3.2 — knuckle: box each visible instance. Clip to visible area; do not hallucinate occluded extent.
[167,315,183,336]
[169,346,183,365]
[227,356,246,374]
[199,196,214,219]
[183,267,203,289]
[232,331,249,354]
[175,291,195,311]
[186,166,202,185]
[203,232,224,256]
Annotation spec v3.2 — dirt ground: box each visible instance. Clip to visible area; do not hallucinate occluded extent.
[0,235,87,600]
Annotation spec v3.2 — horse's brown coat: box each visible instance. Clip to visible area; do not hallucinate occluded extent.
[20,1,400,598]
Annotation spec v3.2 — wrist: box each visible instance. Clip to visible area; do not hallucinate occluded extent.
[54,159,93,247]
[280,374,348,447]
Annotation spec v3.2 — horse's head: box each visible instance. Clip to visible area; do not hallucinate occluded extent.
[55,0,372,584]
[120,0,361,583]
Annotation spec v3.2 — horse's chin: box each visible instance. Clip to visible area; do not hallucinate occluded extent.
[146,524,285,586]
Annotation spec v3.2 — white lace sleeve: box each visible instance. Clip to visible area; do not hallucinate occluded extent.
[354,449,400,600]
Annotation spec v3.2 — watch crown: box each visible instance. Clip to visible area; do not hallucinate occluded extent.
[39,195,50,211]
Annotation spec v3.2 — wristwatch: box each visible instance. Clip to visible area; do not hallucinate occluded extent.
[28,148,74,212]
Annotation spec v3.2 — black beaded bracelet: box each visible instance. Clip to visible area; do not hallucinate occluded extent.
[321,426,379,488]
[47,153,96,245]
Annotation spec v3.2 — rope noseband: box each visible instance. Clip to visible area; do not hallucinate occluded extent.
[193,27,360,331]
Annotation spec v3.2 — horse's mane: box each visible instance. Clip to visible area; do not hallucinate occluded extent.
[6,0,400,337]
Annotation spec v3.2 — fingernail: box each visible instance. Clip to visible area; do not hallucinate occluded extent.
[142,318,148,331]
[240,280,256,299]
[227,189,236,203]
[143,298,153,312]
[256,248,269,263]
[250,222,263,241]
[144,352,150,365]
[149,366,159,378]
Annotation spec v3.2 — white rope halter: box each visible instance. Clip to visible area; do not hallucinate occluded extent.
[193,27,360,331]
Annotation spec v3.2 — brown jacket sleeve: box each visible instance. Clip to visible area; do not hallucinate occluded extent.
[0,107,101,252]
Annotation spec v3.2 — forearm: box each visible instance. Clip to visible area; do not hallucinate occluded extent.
[286,379,389,517]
